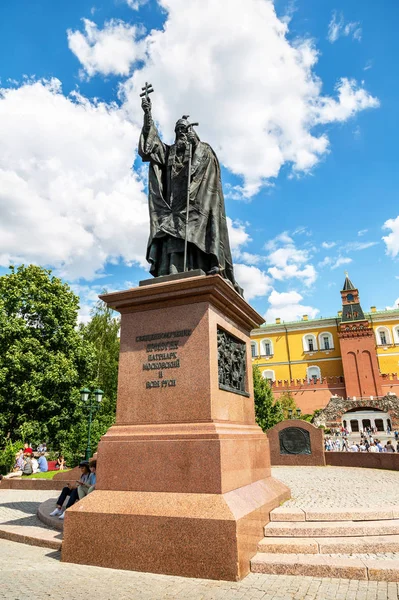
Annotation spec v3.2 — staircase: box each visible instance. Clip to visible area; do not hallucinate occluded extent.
[251,506,399,581]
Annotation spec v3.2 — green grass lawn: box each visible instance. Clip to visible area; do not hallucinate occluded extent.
[25,469,71,479]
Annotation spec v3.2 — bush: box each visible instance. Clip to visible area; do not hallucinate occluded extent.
[0,439,23,475]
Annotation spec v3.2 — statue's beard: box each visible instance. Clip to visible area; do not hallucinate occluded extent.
[176,134,187,151]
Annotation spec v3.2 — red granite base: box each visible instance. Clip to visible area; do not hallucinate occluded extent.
[61,477,290,581]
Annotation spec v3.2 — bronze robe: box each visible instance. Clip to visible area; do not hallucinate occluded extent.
[139,123,241,294]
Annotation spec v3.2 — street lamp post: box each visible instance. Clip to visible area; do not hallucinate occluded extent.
[80,387,104,461]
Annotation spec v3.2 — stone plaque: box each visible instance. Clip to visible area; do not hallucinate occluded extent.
[217,328,249,397]
[279,427,311,455]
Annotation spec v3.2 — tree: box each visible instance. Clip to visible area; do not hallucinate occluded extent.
[253,366,284,431]
[278,391,298,419]
[78,297,120,448]
[0,265,94,448]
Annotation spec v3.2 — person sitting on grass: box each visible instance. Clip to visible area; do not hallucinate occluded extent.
[31,455,40,474]
[49,461,91,520]
[3,452,25,478]
[56,455,66,470]
[37,452,48,472]
[77,460,96,500]
[22,454,33,476]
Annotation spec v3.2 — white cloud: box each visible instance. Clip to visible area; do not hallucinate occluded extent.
[331,257,352,270]
[343,241,378,251]
[358,229,368,236]
[385,297,399,311]
[125,0,148,8]
[227,218,252,255]
[315,78,379,125]
[383,216,399,258]
[106,0,380,197]
[264,289,319,322]
[327,11,362,43]
[67,19,146,78]
[318,256,332,267]
[322,241,336,249]
[234,264,271,300]
[265,232,317,286]
[0,78,149,280]
[364,60,373,72]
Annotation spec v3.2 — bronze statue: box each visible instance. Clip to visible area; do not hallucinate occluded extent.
[138,83,242,295]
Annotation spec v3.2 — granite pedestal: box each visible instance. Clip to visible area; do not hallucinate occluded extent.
[62,273,290,580]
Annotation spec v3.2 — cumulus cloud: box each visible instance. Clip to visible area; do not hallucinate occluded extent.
[315,78,379,124]
[322,241,336,249]
[227,217,252,255]
[265,232,317,286]
[0,78,149,280]
[383,216,399,258]
[264,289,319,323]
[327,11,362,43]
[67,19,146,78]
[99,0,380,197]
[234,264,271,301]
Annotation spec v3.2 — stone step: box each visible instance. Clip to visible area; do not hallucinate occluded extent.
[264,519,399,538]
[37,497,64,532]
[0,524,62,551]
[270,506,399,522]
[258,535,399,554]
[251,553,399,581]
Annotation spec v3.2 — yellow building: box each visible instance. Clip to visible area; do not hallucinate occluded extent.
[250,276,399,414]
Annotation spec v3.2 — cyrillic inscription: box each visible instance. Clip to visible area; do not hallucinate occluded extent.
[137,329,192,389]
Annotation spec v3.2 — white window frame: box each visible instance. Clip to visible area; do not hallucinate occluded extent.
[375,326,392,346]
[260,338,274,357]
[393,325,399,345]
[303,334,318,353]
[306,365,321,383]
[318,331,333,351]
[251,342,258,358]
[262,369,275,382]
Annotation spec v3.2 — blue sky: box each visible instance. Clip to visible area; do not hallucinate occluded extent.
[0,0,398,323]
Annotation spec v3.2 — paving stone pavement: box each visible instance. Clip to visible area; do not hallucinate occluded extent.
[0,489,57,530]
[271,466,399,510]
[1,538,399,600]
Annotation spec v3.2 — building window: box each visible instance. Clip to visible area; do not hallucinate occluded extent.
[318,332,333,351]
[261,339,273,357]
[376,327,391,346]
[303,334,317,353]
[347,293,354,302]
[251,342,257,358]
[262,369,275,383]
[306,366,321,383]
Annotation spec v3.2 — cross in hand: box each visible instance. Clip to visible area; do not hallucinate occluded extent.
[140,82,154,101]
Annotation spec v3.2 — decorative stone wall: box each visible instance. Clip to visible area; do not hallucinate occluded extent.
[313,394,399,429]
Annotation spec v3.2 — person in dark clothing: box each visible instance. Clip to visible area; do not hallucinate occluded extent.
[49,461,91,520]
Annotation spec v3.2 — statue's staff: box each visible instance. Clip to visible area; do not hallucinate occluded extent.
[183,121,199,272]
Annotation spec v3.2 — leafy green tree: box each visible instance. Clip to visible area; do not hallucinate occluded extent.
[0,265,94,448]
[80,297,120,419]
[253,366,284,431]
[278,391,298,419]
